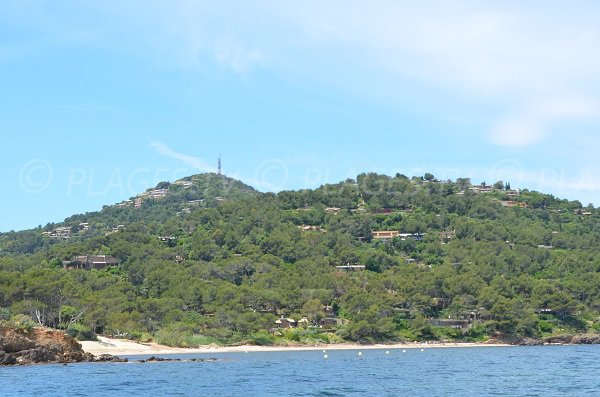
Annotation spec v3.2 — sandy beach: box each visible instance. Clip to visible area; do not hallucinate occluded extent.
[80,336,512,356]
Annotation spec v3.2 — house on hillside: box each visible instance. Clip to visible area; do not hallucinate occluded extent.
[116,200,134,207]
[42,226,72,239]
[320,317,343,328]
[372,208,393,215]
[275,317,296,329]
[323,305,335,317]
[372,231,399,240]
[174,180,194,188]
[468,185,494,194]
[372,231,424,241]
[298,225,325,232]
[439,230,456,243]
[63,255,120,270]
[146,189,169,199]
[500,200,528,208]
[399,232,425,241]
[335,264,366,271]
[427,319,470,329]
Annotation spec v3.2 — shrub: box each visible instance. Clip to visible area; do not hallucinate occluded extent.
[464,323,488,342]
[432,326,462,341]
[10,314,36,331]
[153,323,219,347]
[0,307,9,321]
[538,319,553,334]
[248,331,275,346]
[283,328,332,344]
[67,323,97,341]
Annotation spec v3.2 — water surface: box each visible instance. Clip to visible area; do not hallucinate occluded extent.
[1,345,598,396]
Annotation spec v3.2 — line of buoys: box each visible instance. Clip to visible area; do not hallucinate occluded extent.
[320,349,417,359]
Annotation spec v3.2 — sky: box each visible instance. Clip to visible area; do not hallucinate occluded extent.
[1,1,600,232]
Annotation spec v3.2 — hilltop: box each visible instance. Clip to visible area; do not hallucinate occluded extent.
[0,173,257,253]
[1,172,599,346]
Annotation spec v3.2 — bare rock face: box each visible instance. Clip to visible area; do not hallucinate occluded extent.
[0,329,36,353]
[0,326,120,365]
[544,334,600,345]
[94,353,128,363]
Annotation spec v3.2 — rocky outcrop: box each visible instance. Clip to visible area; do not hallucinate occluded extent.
[543,334,600,345]
[93,353,128,363]
[141,356,218,363]
[0,326,124,365]
[487,335,543,346]
[490,333,600,346]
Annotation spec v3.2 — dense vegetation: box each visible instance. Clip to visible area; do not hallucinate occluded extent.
[1,172,599,346]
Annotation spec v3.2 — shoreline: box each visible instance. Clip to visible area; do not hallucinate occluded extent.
[80,336,513,357]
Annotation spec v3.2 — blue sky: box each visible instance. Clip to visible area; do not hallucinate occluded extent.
[2,1,600,231]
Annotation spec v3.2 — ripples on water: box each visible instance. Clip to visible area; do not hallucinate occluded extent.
[1,345,599,396]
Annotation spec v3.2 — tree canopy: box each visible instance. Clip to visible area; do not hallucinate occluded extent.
[1,172,599,345]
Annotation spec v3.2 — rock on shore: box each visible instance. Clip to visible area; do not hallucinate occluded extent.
[543,334,600,345]
[493,333,600,346]
[0,326,124,365]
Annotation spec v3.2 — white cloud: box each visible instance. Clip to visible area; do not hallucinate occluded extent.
[149,141,215,173]
[141,1,600,146]
[488,117,544,147]
[11,1,600,146]
[150,141,289,191]
[214,37,263,74]
[488,96,600,147]
[286,3,600,149]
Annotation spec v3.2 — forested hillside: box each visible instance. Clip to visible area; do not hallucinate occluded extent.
[1,172,599,346]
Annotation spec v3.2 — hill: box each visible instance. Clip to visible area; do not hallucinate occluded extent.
[1,172,599,346]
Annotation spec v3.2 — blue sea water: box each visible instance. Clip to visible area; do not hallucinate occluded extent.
[1,345,599,396]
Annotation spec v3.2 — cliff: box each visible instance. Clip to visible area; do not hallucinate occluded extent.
[0,326,120,365]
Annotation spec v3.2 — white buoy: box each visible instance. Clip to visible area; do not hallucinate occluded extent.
[358,352,362,356]
[324,354,328,359]
[385,351,390,355]
[245,351,248,354]
[323,350,326,353]
[402,350,406,353]
[420,348,424,352]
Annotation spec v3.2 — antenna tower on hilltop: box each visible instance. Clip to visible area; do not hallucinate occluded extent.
[218,153,222,175]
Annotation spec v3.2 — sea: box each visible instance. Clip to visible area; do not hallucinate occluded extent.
[1,345,599,396]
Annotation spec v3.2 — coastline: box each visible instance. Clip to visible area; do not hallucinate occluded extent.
[80,336,513,357]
